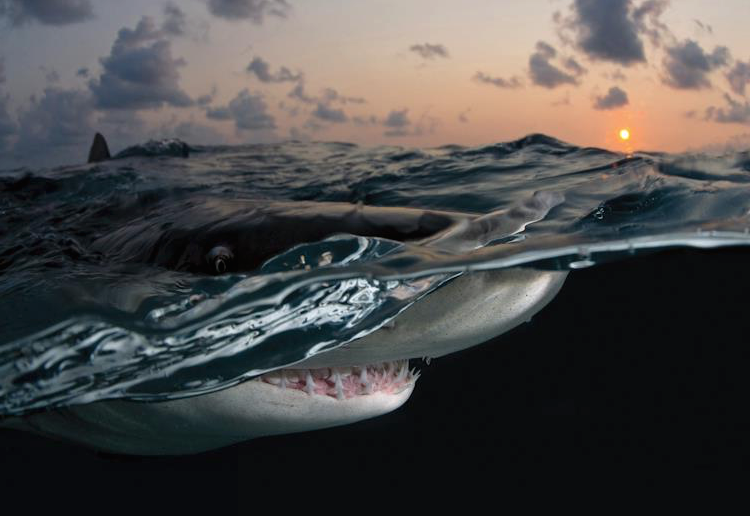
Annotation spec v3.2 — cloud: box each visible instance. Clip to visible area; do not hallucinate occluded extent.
[204,0,290,22]
[0,0,93,26]
[288,81,315,104]
[162,2,187,37]
[563,57,587,76]
[538,40,558,59]
[312,103,347,123]
[473,71,522,89]
[319,87,365,105]
[661,39,730,90]
[705,94,750,125]
[0,57,5,84]
[593,86,629,109]
[693,19,712,35]
[383,109,410,137]
[12,87,95,164]
[208,88,276,131]
[195,86,217,106]
[631,0,670,47]
[247,56,302,83]
[205,106,232,120]
[0,93,17,150]
[409,43,450,60]
[529,41,579,88]
[97,109,147,150]
[246,59,367,130]
[384,109,409,128]
[278,100,299,117]
[726,60,750,96]
[353,115,378,126]
[302,118,324,132]
[557,0,669,66]
[161,2,208,41]
[76,67,89,78]
[230,89,275,130]
[302,90,366,128]
[458,108,471,123]
[383,129,408,137]
[287,80,365,106]
[89,16,193,109]
[285,79,367,129]
[43,68,60,84]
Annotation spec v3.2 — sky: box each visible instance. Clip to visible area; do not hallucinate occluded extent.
[0,0,749,167]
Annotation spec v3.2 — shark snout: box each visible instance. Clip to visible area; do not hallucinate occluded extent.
[294,267,568,369]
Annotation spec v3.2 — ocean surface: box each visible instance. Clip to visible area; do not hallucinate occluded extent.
[2,133,750,416]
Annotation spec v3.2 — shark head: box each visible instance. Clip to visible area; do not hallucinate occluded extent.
[10,267,566,455]
[0,134,568,455]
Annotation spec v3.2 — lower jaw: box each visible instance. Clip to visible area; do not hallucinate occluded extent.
[253,359,419,400]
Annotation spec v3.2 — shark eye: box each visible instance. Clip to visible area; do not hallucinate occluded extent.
[206,246,233,275]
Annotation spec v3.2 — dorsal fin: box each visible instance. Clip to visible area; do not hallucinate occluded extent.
[87,133,111,163]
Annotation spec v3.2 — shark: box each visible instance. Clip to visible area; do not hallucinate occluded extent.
[0,134,568,455]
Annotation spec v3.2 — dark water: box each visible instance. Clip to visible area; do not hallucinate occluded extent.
[2,133,750,416]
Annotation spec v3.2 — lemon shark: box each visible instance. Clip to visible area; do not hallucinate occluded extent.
[0,134,568,455]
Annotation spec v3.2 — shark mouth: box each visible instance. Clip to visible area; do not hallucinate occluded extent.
[253,360,419,400]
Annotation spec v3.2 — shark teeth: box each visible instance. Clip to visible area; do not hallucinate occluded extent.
[257,359,418,400]
[333,369,345,400]
[395,361,407,383]
[305,371,315,395]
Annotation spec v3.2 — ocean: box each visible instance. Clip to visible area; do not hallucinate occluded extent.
[1,134,749,488]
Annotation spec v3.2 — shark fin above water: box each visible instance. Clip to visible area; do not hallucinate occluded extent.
[87,133,111,163]
[86,132,190,163]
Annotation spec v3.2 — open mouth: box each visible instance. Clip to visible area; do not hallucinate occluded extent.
[253,360,420,400]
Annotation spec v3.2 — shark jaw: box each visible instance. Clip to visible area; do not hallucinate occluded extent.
[254,360,418,400]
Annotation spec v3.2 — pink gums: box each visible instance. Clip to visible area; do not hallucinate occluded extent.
[256,360,417,400]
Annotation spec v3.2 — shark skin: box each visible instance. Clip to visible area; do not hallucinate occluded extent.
[0,134,568,456]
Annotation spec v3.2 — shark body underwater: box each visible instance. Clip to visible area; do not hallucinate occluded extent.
[0,134,569,455]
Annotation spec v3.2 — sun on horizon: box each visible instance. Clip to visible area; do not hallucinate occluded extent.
[619,129,631,141]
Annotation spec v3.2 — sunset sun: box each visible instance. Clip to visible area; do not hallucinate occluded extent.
[619,129,631,141]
